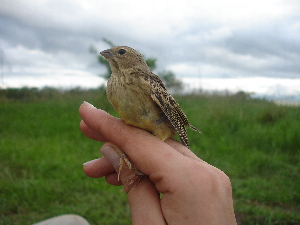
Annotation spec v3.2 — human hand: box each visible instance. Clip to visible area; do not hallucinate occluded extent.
[79,102,237,225]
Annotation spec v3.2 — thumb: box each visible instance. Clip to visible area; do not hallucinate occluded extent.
[100,143,166,224]
[100,143,143,192]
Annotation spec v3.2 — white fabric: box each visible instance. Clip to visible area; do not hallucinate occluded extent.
[33,214,90,225]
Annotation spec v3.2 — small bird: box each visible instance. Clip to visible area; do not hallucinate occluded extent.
[100,46,201,148]
[100,46,201,189]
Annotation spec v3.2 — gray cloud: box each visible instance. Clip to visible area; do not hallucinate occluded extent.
[1,0,300,89]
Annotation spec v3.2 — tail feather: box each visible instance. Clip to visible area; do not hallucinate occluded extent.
[189,124,202,134]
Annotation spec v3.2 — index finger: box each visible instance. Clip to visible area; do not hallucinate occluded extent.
[79,102,191,175]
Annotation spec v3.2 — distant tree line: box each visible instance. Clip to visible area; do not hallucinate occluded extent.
[0,86,253,103]
[0,87,105,102]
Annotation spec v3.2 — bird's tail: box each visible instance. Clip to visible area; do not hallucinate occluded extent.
[189,124,202,134]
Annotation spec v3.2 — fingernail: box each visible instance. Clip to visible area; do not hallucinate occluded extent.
[83,158,99,166]
[101,145,120,172]
[82,101,96,108]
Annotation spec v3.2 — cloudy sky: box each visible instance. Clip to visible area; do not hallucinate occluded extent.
[1,0,300,97]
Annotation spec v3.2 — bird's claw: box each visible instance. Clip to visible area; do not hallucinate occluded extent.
[116,150,145,193]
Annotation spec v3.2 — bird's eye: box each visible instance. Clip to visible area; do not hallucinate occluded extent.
[119,49,126,55]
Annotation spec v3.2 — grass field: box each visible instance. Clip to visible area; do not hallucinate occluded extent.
[0,88,299,224]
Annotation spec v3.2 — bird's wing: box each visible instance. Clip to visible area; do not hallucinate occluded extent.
[148,73,192,148]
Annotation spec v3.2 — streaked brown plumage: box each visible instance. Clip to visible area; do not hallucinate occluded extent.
[100,46,201,190]
[100,46,201,148]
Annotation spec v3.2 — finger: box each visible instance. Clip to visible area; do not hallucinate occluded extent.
[100,143,145,193]
[83,157,123,186]
[80,120,108,142]
[79,102,186,175]
[100,143,166,224]
[128,179,166,225]
[164,138,206,163]
[83,157,114,178]
[104,172,123,186]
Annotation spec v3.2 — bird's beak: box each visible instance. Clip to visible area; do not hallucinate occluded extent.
[100,49,114,58]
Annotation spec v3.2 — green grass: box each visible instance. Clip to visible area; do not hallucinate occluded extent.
[0,88,299,224]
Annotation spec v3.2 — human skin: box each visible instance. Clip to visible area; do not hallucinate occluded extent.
[79,101,237,225]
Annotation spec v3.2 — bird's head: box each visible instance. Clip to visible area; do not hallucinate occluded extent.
[100,46,149,72]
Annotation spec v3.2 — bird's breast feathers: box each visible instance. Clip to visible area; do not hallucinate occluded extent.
[106,73,175,138]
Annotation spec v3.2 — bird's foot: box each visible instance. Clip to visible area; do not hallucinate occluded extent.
[113,147,145,193]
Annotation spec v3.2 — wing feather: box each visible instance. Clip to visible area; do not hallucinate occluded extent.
[149,73,197,148]
[134,70,201,148]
